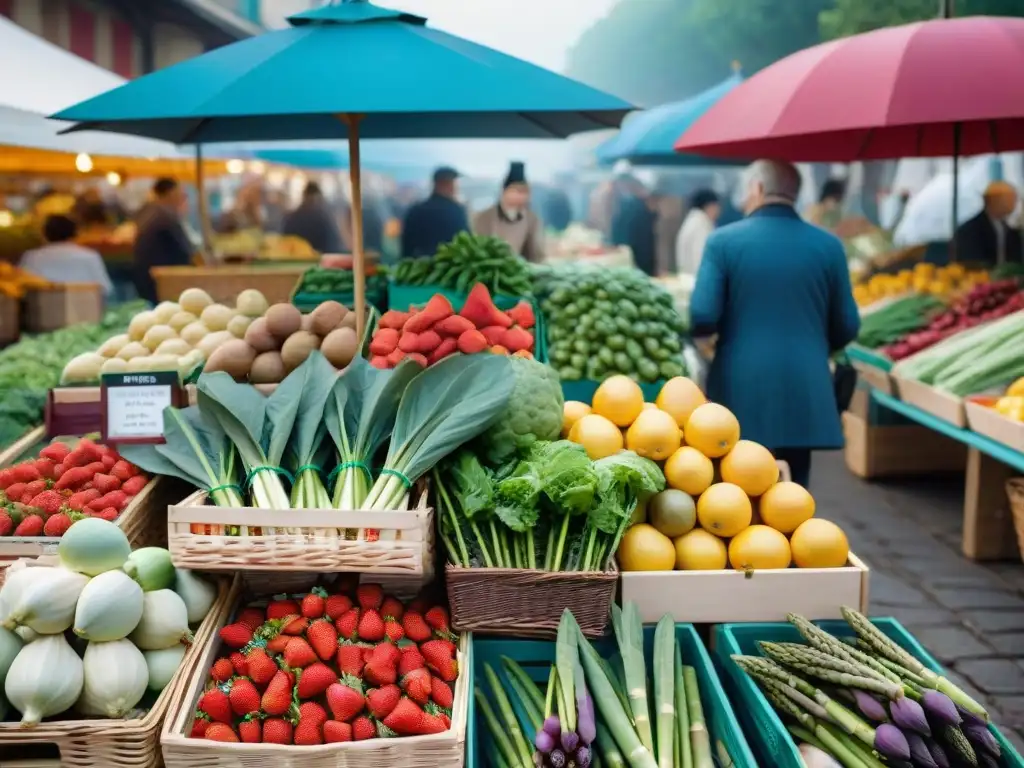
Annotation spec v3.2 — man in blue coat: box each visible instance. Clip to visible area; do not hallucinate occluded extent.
[689,160,861,488]
[400,167,471,258]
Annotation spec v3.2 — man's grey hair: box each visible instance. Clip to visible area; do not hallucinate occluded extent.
[743,160,802,202]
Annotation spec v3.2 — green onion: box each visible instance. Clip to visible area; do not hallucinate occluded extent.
[684,666,713,768]
[653,615,674,768]
[675,644,692,768]
[614,603,654,754]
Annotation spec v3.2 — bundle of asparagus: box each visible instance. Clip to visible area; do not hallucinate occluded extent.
[735,607,1003,768]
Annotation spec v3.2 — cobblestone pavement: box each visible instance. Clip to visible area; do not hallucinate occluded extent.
[812,451,1024,753]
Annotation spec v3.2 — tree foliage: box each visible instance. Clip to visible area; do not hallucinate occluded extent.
[819,0,1024,39]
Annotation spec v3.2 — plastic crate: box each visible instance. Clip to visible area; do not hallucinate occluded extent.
[714,618,1024,768]
[468,625,758,768]
[290,290,387,314]
[560,378,665,405]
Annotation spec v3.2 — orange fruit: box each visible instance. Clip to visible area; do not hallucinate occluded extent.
[673,528,727,570]
[617,524,676,571]
[656,377,707,427]
[592,375,644,427]
[720,440,779,497]
[571,414,624,460]
[562,401,592,437]
[664,447,714,496]
[625,408,681,461]
[695,482,751,538]
[684,403,740,458]
[728,525,792,570]
[790,519,849,568]
[760,482,815,533]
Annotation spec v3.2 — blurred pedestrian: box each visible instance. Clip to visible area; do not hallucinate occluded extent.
[473,162,545,262]
[541,185,573,232]
[689,160,860,487]
[955,180,1022,265]
[675,189,721,277]
[20,215,112,298]
[133,178,195,304]
[611,174,656,275]
[805,178,846,231]
[653,178,684,276]
[283,182,345,254]
[401,167,470,258]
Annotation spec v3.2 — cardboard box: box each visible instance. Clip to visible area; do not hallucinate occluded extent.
[893,376,966,427]
[965,397,1024,453]
[843,412,966,479]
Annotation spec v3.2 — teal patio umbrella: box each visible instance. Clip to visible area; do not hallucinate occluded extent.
[596,68,744,167]
[52,0,632,331]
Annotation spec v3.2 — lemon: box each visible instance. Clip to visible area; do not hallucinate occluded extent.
[728,525,792,570]
[790,519,849,568]
[571,414,623,460]
[562,400,592,437]
[684,403,740,458]
[593,375,645,427]
[617,524,676,571]
[664,446,714,496]
[760,482,815,533]
[696,482,752,538]
[625,408,681,461]
[656,376,707,427]
[673,528,727,570]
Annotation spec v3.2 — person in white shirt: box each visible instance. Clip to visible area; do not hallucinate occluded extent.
[675,189,721,277]
[19,215,113,298]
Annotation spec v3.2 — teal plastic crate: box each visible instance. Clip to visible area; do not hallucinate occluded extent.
[714,618,1024,768]
[560,378,665,405]
[468,625,758,768]
[290,290,387,314]
[847,344,893,372]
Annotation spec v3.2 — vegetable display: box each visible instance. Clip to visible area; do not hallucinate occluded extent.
[852,263,988,307]
[0,520,215,725]
[735,609,1009,767]
[855,295,945,350]
[540,266,686,383]
[189,582,461,744]
[294,265,389,298]
[392,232,534,297]
[0,262,50,299]
[0,437,149,535]
[370,283,537,368]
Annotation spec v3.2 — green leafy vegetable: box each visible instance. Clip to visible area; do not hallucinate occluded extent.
[285,351,339,509]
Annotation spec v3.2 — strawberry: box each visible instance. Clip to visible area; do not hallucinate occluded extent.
[90,507,119,522]
[326,679,364,722]
[10,464,40,484]
[384,618,404,643]
[244,647,278,687]
[425,606,456,640]
[13,514,43,537]
[380,595,405,622]
[20,479,47,502]
[355,583,384,611]
[335,608,360,640]
[204,723,239,742]
[336,642,366,677]
[236,607,266,632]
[267,598,300,620]
[100,454,116,471]
[91,474,121,495]
[398,647,426,676]
[261,670,296,716]
[121,474,148,496]
[4,483,26,502]
[210,657,234,683]
[283,637,317,668]
[323,720,353,743]
[420,702,450,734]
[43,512,76,537]
[420,639,458,682]
[66,488,101,511]
[297,662,337,699]
[238,718,262,743]
[440,712,452,729]
[28,490,65,516]
[366,684,401,719]
[40,442,70,464]
[371,641,401,666]
[325,593,353,620]
[189,714,210,738]
[431,677,454,710]
[0,510,15,536]
[228,678,261,716]
[401,667,432,705]
[402,610,432,643]
[33,458,57,480]
[198,686,233,724]
[262,718,294,745]
[266,633,291,654]
[364,645,398,686]
[294,718,323,746]
[229,651,248,676]
[299,701,328,726]
[307,619,338,662]
[301,587,327,618]
[218,622,253,649]
[0,468,14,489]
[110,460,134,482]
[383,698,427,736]
[357,609,385,642]
[352,715,377,741]
[283,616,309,635]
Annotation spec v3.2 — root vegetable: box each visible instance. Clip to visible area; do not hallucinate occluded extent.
[235,289,269,318]
[250,351,286,383]
[178,288,213,315]
[204,340,257,380]
[115,341,149,361]
[309,301,348,336]
[200,304,236,332]
[97,334,131,357]
[227,314,253,338]
[321,327,358,368]
[180,321,210,346]
[152,302,180,324]
[265,303,303,341]
[142,324,177,351]
[244,317,277,352]
[128,311,157,341]
[281,331,321,372]
[196,331,236,359]
[168,311,197,332]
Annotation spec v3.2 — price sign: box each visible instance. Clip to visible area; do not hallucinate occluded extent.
[100,371,184,444]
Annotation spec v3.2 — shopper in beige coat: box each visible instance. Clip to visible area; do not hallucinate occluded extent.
[472,162,545,262]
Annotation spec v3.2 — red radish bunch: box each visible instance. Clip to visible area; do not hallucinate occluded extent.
[0,437,148,536]
[191,582,459,745]
[368,283,536,369]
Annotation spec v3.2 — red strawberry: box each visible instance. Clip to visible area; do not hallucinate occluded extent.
[283,637,317,668]
[110,460,134,482]
[238,718,262,743]
[262,718,294,745]
[0,468,14,489]
[219,622,253,649]
[267,598,300,620]
[420,639,458,682]
[299,701,328,726]
[210,657,234,682]
[301,587,327,618]
[402,611,432,643]
[335,608,360,640]
[364,645,398,686]
[372,641,401,665]
[401,667,432,705]
[90,507,119,522]
[229,651,248,676]
[40,442,70,463]
[336,642,366,677]
[10,464,39,483]
[266,633,291,654]
[366,684,401,719]
[189,714,210,738]
[352,715,376,741]
[91,474,121,494]
[398,647,426,676]
[357,609,385,642]
[431,677,454,710]
[380,595,405,622]
[294,718,323,746]
[198,687,233,724]
[4,483,26,502]
[28,490,65,516]
[440,712,452,729]
[261,670,296,716]
[33,458,57,480]
[383,698,427,736]
[121,474,148,496]
[355,583,384,611]
[228,678,261,716]
[326,679,364,722]
[204,723,239,742]
[43,512,76,537]
[420,703,450,734]
[325,593,353,620]
[20,479,47,502]
[297,662,337,699]
[426,606,457,640]
[100,454,116,471]
[0,510,14,536]
[244,647,278,687]
[13,514,43,537]
[307,619,338,662]
[283,616,310,636]
[66,488,101,511]
[323,720,353,743]
[236,606,265,632]
[384,618,404,643]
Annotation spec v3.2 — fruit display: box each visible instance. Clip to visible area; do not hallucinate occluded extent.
[188,582,461,744]
[0,436,149,534]
[392,232,533,297]
[540,265,686,383]
[855,294,945,350]
[973,376,1024,422]
[0,262,50,299]
[0,520,216,725]
[369,283,536,369]
[852,263,988,307]
[734,609,1011,767]
[213,230,317,261]
[294,265,389,298]
[561,375,850,573]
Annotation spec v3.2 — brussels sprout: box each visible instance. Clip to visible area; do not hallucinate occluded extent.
[606,335,627,351]
[638,359,660,382]
[625,339,644,360]
[614,352,634,372]
[660,361,685,379]
[598,347,615,365]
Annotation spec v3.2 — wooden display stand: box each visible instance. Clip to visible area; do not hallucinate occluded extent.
[151,264,310,305]
[843,411,967,479]
[962,448,1020,561]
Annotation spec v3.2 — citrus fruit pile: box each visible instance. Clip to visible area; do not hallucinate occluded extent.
[563,375,851,573]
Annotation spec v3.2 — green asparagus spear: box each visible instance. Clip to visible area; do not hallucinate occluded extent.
[788,724,828,753]
[476,687,523,768]
[820,722,890,768]
[595,719,628,768]
[759,684,870,768]
[788,614,903,685]
[758,642,905,699]
[484,665,534,767]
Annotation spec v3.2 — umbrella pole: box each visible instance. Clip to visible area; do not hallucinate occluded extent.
[951,123,960,262]
[195,144,213,264]
[341,113,366,338]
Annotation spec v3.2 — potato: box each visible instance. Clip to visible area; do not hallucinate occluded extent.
[178,287,213,315]
[180,321,210,346]
[168,311,198,332]
[128,310,157,341]
[250,351,286,384]
[280,331,321,373]
[155,338,192,357]
[142,324,177,352]
[244,317,277,353]
[152,301,180,324]
[126,355,151,372]
[201,303,236,332]
[309,301,348,336]
[236,289,269,318]
[340,311,358,331]
[321,327,359,369]
[204,339,256,381]
[61,352,107,384]
[116,341,150,361]
[265,303,303,341]
[227,314,253,339]
[196,331,235,359]
[140,354,180,372]
[300,313,314,333]
[97,334,130,358]
[100,357,128,374]
[178,349,204,379]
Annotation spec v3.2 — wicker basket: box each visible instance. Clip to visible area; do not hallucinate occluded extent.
[1006,478,1024,561]
[160,586,469,768]
[166,484,434,579]
[446,563,618,639]
[0,563,233,768]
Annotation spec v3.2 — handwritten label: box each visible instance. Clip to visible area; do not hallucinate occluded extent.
[101,371,178,443]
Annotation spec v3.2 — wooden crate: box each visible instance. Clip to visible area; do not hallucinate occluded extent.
[843,411,967,479]
[0,293,18,345]
[892,376,966,427]
[23,285,103,333]
[851,357,893,396]
[965,398,1024,453]
[151,265,308,305]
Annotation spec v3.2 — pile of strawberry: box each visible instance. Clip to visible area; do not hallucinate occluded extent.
[0,437,149,537]
[192,582,460,746]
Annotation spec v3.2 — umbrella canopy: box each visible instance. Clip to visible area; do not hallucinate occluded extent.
[597,72,744,166]
[52,1,631,143]
[674,16,1024,162]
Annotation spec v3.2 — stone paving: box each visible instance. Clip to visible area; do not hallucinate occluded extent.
[811,451,1024,754]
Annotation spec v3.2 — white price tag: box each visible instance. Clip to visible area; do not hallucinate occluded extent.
[101,371,179,443]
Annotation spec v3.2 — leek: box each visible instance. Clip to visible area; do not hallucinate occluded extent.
[684,666,713,768]
[283,352,338,513]
[614,603,654,754]
[652,616,674,768]
[675,644,693,768]
[484,663,533,767]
